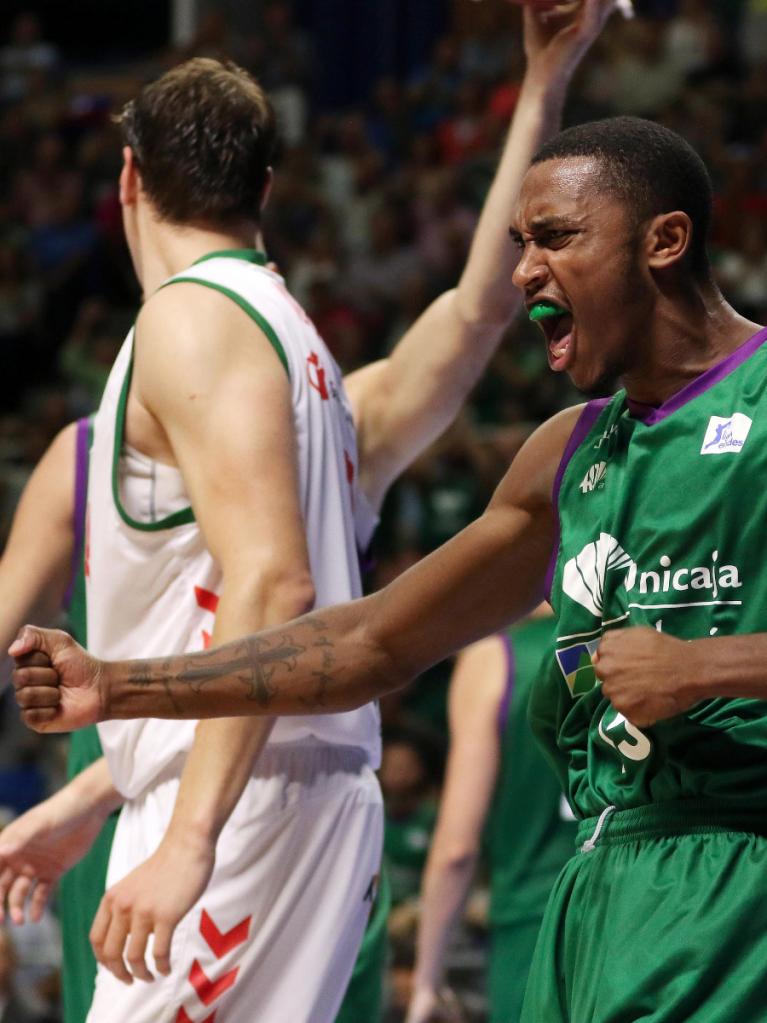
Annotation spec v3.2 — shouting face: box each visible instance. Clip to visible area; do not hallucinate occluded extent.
[511,156,653,394]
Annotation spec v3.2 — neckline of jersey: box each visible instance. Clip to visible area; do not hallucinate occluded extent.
[192,249,268,266]
[626,323,767,426]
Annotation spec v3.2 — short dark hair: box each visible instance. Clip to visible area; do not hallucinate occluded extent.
[117,57,276,227]
[532,116,713,279]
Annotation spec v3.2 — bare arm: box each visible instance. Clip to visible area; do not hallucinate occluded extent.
[407,637,507,1023]
[347,0,619,510]
[0,424,122,920]
[0,422,77,684]
[0,757,122,924]
[10,405,583,727]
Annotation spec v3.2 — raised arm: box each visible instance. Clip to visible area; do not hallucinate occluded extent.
[406,636,507,1023]
[12,405,583,728]
[346,0,619,510]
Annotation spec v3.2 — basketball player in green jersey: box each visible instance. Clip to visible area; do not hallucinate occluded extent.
[21,110,767,1020]
[0,420,121,1023]
[407,612,575,1023]
[0,5,619,1016]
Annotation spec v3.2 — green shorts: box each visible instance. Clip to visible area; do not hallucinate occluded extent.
[488,918,544,1023]
[61,727,118,1023]
[522,801,767,1023]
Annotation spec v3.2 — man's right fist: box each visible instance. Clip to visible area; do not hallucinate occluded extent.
[10,626,104,733]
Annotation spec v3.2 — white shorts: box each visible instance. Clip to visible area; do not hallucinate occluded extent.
[86,743,383,1023]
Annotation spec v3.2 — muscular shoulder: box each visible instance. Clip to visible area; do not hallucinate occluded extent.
[133,282,287,405]
[490,403,586,516]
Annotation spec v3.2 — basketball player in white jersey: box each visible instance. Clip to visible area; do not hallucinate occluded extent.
[0,4,617,1020]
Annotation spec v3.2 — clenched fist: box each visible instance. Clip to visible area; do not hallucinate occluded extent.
[594,627,704,727]
[10,626,104,733]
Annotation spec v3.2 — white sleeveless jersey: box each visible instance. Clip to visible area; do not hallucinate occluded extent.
[89,251,381,799]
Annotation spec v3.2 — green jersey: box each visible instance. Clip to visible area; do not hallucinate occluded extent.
[484,618,576,928]
[531,326,767,818]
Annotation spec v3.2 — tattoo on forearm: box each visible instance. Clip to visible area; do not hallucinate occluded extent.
[126,659,182,714]
[126,614,339,710]
[176,635,306,706]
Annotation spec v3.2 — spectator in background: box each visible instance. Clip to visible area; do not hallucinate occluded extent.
[381,734,439,909]
[0,925,58,1023]
[0,245,41,411]
[345,204,421,320]
[58,299,125,415]
[664,0,725,76]
[414,168,476,279]
[437,79,491,166]
[0,13,58,105]
[740,0,767,67]
[596,18,684,115]
[716,220,767,322]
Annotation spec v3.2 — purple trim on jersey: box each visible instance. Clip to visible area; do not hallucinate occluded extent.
[497,632,515,738]
[628,324,767,426]
[544,398,611,602]
[358,546,377,577]
[63,417,90,610]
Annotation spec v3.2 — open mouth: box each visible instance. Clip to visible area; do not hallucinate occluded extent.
[528,301,575,371]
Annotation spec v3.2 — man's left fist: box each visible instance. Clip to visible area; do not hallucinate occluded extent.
[594,627,702,727]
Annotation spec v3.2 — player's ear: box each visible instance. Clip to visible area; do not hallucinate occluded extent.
[119,146,140,207]
[645,211,692,272]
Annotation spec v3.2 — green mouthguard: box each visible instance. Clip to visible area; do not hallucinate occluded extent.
[529,301,566,323]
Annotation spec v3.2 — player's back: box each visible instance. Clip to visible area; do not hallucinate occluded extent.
[87,250,381,799]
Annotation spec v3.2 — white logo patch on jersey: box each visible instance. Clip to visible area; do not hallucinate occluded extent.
[579,461,607,493]
[561,533,636,617]
[700,413,752,455]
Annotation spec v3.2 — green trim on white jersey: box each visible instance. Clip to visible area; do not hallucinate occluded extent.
[111,253,290,532]
[112,351,196,531]
[192,249,269,267]
[163,276,290,376]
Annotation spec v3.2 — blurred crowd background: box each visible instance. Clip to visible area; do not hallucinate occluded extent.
[0,0,765,1018]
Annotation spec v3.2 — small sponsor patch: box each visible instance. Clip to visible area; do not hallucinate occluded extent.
[555,638,600,695]
[700,413,752,455]
[579,461,607,493]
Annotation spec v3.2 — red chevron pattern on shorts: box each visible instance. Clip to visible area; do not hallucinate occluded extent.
[175,1007,216,1023]
[188,959,239,1007]
[200,909,252,958]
